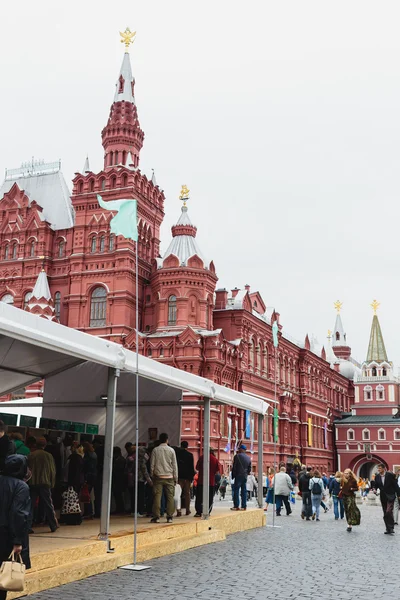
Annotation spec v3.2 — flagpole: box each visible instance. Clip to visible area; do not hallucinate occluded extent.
[268,318,281,528]
[133,238,139,565]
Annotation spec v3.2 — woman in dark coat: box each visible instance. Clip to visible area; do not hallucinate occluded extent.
[82,442,97,518]
[67,443,84,493]
[0,454,31,599]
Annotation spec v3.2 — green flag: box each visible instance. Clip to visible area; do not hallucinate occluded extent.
[97,194,138,241]
[273,407,279,443]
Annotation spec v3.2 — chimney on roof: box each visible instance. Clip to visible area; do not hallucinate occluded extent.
[231,287,240,298]
[215,289,228,309]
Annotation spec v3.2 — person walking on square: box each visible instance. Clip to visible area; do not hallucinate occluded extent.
[0,455,31,600]
[264,467,275,512]
[195,449,221,517]
[175,441,195,516]
[27,437,58,533]
[341,468,361,532]
[274,466,293,516]
[372,464,400,535]
[150,433,178,524]
[298,466,313,520]
[393,469,400,525]
[309,469,324,521]
[329,471,345,520]
[230,445,251,511]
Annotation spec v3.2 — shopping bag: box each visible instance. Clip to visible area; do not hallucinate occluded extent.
[79,483,91,504]
[174,484,182,511]
[290,491,296,504]
[0,552,26,592]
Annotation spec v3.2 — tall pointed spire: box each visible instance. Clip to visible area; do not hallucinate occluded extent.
[81,155,90,174]
[366,302,388,363]
[101,30,144,170]
[331,300,351,360]
[25,269,57,321]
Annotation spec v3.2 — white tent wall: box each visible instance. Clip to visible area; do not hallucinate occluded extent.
[42,362,183,447]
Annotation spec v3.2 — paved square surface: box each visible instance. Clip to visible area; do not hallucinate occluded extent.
[29,499,397,600]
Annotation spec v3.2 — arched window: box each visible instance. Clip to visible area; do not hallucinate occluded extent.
[24,291,32,309]
[4,245,8,260]
[12,244,17,259]
[1,294,14,305]
[30,241,35,257]
[90,179,95,192]
[109,151,114,166]
[114,152,119,165]
[372,367,377,377]
[168,295,177,325]
[58,240,65,258]
[122,151,127,166]
[111,176,117,189]
[378,428,386,441]
[90,287,107,327]
[347,429,354,441]
[109,234,115,251]
[91,236,97,253]
[362,428,370,441]
[78,181,83,193]
[100,178,106,191]
[336,332,340,341]
[54,292,61,320]
[122,174,128,187]
[382,368,387,376]
[99,235,105,253]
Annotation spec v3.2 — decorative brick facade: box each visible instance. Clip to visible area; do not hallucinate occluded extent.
[0,47,357,474]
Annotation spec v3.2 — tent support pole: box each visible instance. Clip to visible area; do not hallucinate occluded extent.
[257,413,264,508]
[202,397,211,520]
[99,366,119,549]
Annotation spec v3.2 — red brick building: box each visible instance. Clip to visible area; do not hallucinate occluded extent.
[0,44,356,473]
[335,307,400,478]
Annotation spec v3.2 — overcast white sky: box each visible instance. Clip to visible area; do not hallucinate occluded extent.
[1,1,400,368]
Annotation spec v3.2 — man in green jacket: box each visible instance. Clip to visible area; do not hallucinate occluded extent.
[11,433,30,456]
[28,437,58,532]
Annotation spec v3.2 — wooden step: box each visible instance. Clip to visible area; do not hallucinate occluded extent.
[9,529,226,599]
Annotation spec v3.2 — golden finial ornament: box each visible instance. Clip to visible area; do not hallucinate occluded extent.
[179,184,190,207]
[327,329,332,338]
[371,299,380,315]
[334,300,343,314]
[120,27,136,51]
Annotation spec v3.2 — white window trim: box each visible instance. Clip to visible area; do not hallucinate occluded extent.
[362,428,370,441]
[347,428,355,441]
[378,428,386,441]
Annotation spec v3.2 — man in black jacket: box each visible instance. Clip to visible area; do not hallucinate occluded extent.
[0,421,15,474]
[299,466,313,521]
[373,464,400,535]
[175,441,195,516]
[0,455,31,600]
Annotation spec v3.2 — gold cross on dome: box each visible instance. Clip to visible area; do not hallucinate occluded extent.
[371,299,380,314]
[334,300,343,313]
[120,28,136,51]
[179,184,190,206]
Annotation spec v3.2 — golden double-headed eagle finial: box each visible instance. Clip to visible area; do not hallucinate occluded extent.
[371,299,380,315]
[334,300,343,314]
[179,185,190,206]
[120,27,136,51]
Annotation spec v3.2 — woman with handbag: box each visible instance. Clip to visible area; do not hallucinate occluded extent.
[341,468,361,532]
[0,454,31,598]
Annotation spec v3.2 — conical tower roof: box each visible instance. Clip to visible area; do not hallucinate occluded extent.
[25,269,56,321]
[332,313,346,347]
[366,314,388,363]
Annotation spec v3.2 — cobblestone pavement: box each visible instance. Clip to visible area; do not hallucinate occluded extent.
[29,499,397,600]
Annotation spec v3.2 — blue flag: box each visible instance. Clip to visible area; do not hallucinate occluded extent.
[272,320,279,348]
[97,194,138,241]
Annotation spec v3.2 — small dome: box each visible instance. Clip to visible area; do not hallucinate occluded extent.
[338,360,360,380]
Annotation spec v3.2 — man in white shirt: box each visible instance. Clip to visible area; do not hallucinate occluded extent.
[150,433,178,524]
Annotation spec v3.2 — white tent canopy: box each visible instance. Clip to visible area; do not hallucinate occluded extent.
[0,302,268,545]
[0,302,267,415]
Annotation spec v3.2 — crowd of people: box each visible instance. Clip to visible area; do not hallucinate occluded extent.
[2,416,400,598]
[264,462,400,535]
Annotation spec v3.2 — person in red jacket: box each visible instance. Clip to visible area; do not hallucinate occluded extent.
[194,448,221,517]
